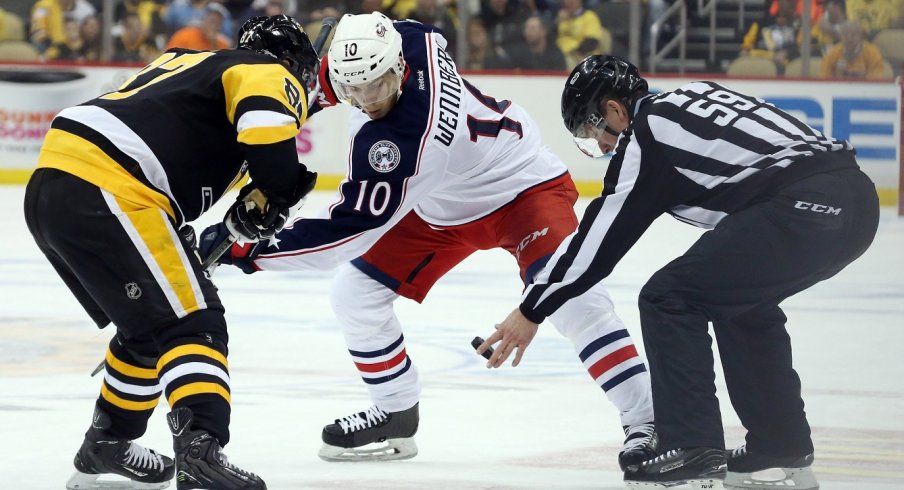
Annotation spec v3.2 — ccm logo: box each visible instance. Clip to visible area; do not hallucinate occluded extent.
[794,201,842,215]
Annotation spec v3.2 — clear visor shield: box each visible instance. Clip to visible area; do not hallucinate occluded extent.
[335,69,402,109]
[572,120,607,158]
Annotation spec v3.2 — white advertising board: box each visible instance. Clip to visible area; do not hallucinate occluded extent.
[1,64,899,197]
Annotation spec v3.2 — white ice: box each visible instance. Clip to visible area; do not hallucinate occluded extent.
[1,186,902,489]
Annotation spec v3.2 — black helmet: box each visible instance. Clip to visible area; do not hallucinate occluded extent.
[238,15,320,97]
[561,55,648,136]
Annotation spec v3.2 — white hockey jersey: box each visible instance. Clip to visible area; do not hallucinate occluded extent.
[252,21,568,271]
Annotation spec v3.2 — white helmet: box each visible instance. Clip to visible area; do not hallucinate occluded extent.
[328,13,405,108]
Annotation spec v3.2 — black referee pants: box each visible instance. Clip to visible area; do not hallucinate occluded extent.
[638,167,879,457]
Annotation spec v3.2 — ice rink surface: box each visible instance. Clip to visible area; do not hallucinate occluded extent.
[1,186,902,489]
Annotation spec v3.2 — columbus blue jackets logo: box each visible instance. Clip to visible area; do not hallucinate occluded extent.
[368,140,401,173]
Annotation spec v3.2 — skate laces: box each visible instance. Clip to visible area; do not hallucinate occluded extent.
[730,444,748,459]
[123,443,164,471]
[215,449,257,478]
[642,448,681,466]
[623,422,656,451]
[337,406,389,434]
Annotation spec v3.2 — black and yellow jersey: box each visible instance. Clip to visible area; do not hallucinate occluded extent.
[37,48,308,225]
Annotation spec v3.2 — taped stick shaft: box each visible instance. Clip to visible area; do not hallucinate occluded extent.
[202,234,236,271]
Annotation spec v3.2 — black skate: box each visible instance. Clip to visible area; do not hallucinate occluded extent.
[724,445,818,490]
[66,408,175,490]
[167,407,266,489]
[619,422,657,470]
[624,447,727,489]
[319,403,419,462]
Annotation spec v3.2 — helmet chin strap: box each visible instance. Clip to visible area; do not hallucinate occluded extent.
[603,125,621,137]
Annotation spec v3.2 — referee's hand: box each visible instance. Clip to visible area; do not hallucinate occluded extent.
[477,308,539,368]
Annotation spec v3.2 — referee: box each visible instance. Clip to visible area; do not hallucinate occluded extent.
[478,55,879,489]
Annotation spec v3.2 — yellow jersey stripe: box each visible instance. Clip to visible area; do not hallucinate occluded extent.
[37,128,175,219]
[114,196,203,315]
[101,383,160,411]
[222,63,307,125]
[237,123,300,145]
[158,344,229,371]
[105,349,158,380]
[167,382,232,406]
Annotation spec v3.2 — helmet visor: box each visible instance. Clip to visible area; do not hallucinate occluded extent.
[335,69,402,108]
[571,120,607,158]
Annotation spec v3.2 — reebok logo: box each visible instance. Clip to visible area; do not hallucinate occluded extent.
[794,201,842,215]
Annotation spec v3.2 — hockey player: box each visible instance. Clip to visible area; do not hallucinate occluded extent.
[200,12,656,470]
[24,15,318,490]
[483,55,880,489]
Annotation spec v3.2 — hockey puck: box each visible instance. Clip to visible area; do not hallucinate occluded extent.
[471,336,494,360]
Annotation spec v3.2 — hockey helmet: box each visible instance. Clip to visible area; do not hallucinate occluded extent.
[238,15,320,97]
[561,55,648,138]
[327,13,405,110]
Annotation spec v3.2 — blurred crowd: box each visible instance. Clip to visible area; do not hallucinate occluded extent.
[739,0,904,78]
[0,0,901,79]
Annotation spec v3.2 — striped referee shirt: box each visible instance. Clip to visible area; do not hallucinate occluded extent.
[520,80,858,323]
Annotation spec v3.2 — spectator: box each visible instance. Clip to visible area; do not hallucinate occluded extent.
[817,0,847,52]
[481,0,528,58]
[114,11,159,61]
[78,14,101,60]
[54,19,84,60]
[165,3,232,50]
[165,0,234,37]
[846,0,904,39]
[740,0,817,74]
[463,17,510,70]
[509,14,566,70]
[30,0,96,58]
[115,0,167,50]
[556,0,608,67]
[409,0,457,59]
[820,20,887,78]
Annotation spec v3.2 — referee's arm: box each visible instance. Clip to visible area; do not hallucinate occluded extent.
[520,129,677,324]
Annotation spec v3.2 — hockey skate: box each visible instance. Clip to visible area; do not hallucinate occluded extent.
[619,422,657,470]
[624,447,727,489]
[66,408,175,490]
[724,445,818,490]
[167,407,266,489]
[319,403,419,462]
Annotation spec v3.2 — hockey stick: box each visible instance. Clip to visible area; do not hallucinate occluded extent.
[201,17,337,272]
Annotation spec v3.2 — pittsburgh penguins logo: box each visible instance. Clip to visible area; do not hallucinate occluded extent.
[368,140,401,173]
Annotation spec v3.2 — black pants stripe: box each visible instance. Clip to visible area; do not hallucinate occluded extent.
[638,167,879,455]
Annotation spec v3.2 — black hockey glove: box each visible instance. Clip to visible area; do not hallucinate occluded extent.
[224,167,318,242]
[199,222,260,274]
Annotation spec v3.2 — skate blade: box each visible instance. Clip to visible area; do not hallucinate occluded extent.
[66,471,171,490]
[724,466,818,490]
[625,479,724,489]
[318,437,417,462]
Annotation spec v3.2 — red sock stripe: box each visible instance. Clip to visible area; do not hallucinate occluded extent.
[354,349,408,373]
[588,345,638,379]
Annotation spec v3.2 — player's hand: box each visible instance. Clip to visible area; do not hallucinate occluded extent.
[224,185,272,242]
[477,308,540,368]
[226,167,318,242]
[199,223,260,274]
